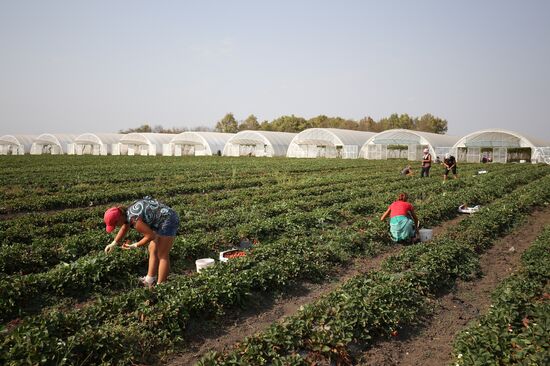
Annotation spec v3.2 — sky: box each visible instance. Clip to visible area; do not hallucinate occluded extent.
[0,0,549,140]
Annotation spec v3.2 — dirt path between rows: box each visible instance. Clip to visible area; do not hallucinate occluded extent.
[167,215,467,365]
[357,207,550,366]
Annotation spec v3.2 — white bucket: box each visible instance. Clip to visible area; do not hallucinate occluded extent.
[195,258,215,273]
[418,228,433,242]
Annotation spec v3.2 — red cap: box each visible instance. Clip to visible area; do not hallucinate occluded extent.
[104,207,121,233]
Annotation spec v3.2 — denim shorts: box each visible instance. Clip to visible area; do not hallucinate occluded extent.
[157,210,180,237]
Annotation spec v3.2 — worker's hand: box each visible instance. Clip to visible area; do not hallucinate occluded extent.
[104,240,118,253]
[122,242,139,250]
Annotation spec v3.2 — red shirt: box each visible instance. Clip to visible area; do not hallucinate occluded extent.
[389,200,413,218]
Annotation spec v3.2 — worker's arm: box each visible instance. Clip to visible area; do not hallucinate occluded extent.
[123,219,155,249]
[409,209,419,230]
[380,207,391,221]
[114,223,130,244]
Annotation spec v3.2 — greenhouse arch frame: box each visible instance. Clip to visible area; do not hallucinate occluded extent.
[115,133,177,156]
[223,130,297,157]
[164,132,234,156]
[360,129,459,161]
[287,128,376,159]
[452,129,550,163]
[72,133,123,155]
[0,134,37,155]
[30,134,77,155]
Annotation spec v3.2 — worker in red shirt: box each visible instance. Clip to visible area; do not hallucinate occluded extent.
[380,192,419,242]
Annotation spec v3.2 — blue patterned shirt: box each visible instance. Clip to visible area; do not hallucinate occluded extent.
[126,196,172,231]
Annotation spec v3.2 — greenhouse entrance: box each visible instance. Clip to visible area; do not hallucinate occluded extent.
[457,147,532,163]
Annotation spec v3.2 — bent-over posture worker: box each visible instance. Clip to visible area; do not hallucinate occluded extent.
[104,196,180,287]
[380,193,419,242]
[401,165,414,177]
[443,153,458,181]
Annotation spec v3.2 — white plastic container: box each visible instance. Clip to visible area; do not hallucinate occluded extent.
[458,205,480,214]
[195,258,215,273]
[418,228,433,242]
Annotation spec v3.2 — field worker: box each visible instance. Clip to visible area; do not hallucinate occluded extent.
[103,196,180,287]
[380,192,419,243]
[421,148,432,177]
[443,153,458,181]
[400,165,414,177]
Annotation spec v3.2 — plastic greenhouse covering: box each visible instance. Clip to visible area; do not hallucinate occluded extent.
[360,129,460,161]
[117,133,177,156]
[72,133,124,155]
[287,128,376,159]
[452,129,550,163]
[223,130,297,157]
[30,134,77,155]
[0,134,37,155]
[165,132,235,156]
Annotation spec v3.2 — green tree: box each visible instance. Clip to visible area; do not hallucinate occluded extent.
[357,116,379,131]
[269,115,309,132]
[259,120,273,131]
[215,113,239,133]
[238,114,260,131]
[416,114,448,134]
[398,113,414,130]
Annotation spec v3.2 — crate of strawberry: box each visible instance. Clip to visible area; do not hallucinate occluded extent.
[219,249,247,262]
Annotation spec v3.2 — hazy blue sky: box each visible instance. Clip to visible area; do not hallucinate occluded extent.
[1,0,549,140]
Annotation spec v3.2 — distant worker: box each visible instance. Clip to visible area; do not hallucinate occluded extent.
[380,192,419,243]
[421,148,432,177]
[103,196,180,287]
[443,153,458,181]
[401,165,414,177]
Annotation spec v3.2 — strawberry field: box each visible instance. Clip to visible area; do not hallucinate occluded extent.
[0,155,549,365]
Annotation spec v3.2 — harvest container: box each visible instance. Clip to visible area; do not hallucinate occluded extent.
[195,258,215,272]
[219,249,247,262]
[419,228,433,242]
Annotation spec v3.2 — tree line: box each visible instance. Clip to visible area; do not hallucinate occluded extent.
[120,113,448,135]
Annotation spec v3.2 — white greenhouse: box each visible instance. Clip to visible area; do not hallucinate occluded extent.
[452,129,550,163]
[71,133,123,155]
[115,133,177,156]
[164,132,234,156]
[287,128,376,159]
[360,129,459,161]
[30,134,77,155]
[0,134,37,155]
[223,130,297,157]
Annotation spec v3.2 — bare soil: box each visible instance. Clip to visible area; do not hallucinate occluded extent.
[167,215,468,365]
[357,207,550,366]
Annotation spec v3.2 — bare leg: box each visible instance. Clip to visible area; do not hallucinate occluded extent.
[156,235,175,284]
[147,240,159,278]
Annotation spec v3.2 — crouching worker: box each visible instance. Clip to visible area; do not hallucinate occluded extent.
[103,196,180,287]
[380,193,419,243]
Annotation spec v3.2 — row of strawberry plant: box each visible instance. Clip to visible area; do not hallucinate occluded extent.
[2,157,510,243]
[0,173,403,275]
[0,162,508,292]
[0,176,444,321]
[1,168,545,364]
[451,225,550,365]
[0,164,541,323]
[0,160,486,275]
[0,157,385,210]
[196,174,550,365]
